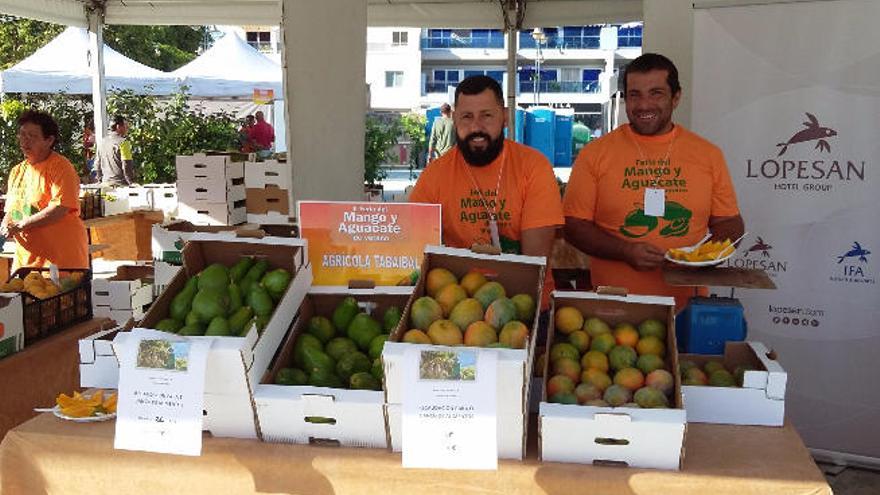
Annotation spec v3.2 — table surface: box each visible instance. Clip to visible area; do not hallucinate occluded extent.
[0,413,832,495]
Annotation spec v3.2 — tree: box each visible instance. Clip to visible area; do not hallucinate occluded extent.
[0,15,64,70]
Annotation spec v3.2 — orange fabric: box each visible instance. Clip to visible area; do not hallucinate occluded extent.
[5,152,89,270]
[410,140,564,308]
[563,125,740,309]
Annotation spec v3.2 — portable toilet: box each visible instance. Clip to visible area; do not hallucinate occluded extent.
[572,122,592,160]
[515,108,526,143]
[525,107,555,163]
[553,109,574,166]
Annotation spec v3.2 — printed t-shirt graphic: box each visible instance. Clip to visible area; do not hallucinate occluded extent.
[409,140,564,307]
[563,125,739,308]
[5,152,90,269]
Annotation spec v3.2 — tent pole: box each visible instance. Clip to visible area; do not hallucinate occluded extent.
[505,15,517,137]
[87,7,108,152]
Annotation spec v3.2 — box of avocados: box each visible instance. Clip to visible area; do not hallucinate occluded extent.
[255,285,413,448]
[382,245,546,460]
[116,234,312,439]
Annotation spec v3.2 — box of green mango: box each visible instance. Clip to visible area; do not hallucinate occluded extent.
[254,285,412,448]
[129,234,312,400]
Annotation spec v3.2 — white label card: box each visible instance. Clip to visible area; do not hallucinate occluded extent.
[644,188,666,217]
[114,329,211,457]
[401,346,498,470]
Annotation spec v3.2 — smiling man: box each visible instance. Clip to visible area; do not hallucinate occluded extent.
[563,53,744,309]
[409,75,563,308]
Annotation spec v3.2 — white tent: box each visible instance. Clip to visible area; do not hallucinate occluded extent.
[172,32,282,97]
[0,26,177,95]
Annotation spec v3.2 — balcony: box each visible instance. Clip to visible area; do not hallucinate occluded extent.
[425,81,457,93]
[421,36,505,50]
[518,81,601,94]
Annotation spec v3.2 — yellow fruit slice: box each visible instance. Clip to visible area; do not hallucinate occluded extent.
[61,403,95,418]
[84,390,104,407]
[102,393,118,414]
[56,393,77,409]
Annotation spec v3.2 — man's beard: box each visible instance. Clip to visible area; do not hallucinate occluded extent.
[457,131,504,167]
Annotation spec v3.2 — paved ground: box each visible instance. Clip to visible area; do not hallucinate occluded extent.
[818,462,880,494]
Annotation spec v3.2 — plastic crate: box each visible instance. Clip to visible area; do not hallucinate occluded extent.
[79,192,103,220]
[675,295,746,354]
[10,268,93,345]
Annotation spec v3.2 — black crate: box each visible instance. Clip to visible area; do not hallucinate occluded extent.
[10,268,93,345]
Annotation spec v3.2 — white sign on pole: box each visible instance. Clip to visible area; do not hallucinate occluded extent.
[692,0,880,460]
[114,329,211,456]
[401,346,497,470]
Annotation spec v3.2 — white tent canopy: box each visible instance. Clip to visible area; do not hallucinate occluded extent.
[172,32,282,97]
[0,26,177,94]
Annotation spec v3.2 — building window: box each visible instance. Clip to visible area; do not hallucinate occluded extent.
[618,24,643,47]
[392,31,408,46]
[561,26,601,49]
[385,71,404,88]
[423,29,504,49]
[246,31,272,53]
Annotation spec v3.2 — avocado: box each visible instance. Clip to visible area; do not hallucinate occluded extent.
[308,367,343,388]
[155,318,183,333]
[261,268,291,301]
[178,324,204,336]
[228,306,254,335]
[169,278,198,322]
[205,316,231,336]
[368,334,388,360]
[331,297,359,333]
[347,313,382,352]
[335,351,371,382]
[229,257,255,284]
[197,263,230,292]
[382,306,402,333]
[240,259,269,293]
[350,371,381,391]
[185,310,201,327]
[248,284,274,317]
[325,337,358,361]
[371,357,384,382]
[227,283,243,315]
[307,316,336,344]
[192,287,229,323]
[275,368,308,386]
[302,346,336,374]
[293,334,323,367]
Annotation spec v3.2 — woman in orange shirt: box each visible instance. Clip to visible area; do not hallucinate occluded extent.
[1,110,89,270]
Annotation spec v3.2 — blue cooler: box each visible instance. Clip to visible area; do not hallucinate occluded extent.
[675,296,747,354]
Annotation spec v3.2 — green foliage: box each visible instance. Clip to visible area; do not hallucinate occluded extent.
[0,16,63,70]
[103,25,212,72]
[399,113,427,172]
[364,116,400,187]
[107,89,239,183]
[0,94,91,190]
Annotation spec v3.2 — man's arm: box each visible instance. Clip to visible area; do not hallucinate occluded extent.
[520,226,557,261]
[6,204,70,238]
[564,216,665,271]
[708,214,745,243]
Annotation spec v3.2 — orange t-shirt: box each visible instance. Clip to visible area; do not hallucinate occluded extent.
[563,124,740,309]
[5,152,90,269]
[409,140,564,308]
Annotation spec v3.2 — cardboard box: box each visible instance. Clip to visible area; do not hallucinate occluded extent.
[143,184,178,217]
[0,294,24,360]
[151,220,241,264]
[244,160,291,190]
[103,186,154,217]
[177,201,247,226]
[175,153,246,186]
[91,265,154,310]
[539,290,684,470]
[383,245,546,460]
[178,178,246,205]
[247,212,294,225]
[93,306,145,325]
[681,341,786,426]
[79,322,128,389]
[255,286,413,448]
[246,186,291,215]
[115,234,312,438]
[153,261,182,297]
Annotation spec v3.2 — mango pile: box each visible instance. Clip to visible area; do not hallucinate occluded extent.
[668,238,734,262]
[679,359,753,387]
[400,267,535,348]
[56,390,117,418]
[153,258,291,337]
[274,297,398,391]
[545,308,674,409]
[0,271,84,299]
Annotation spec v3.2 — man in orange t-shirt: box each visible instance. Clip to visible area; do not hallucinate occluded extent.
[2,110,89,270]
[563,54,744,310]
[409,75,564,308]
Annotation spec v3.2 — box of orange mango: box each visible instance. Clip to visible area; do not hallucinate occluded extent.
[382,245,546,460]
[539,290,685,470]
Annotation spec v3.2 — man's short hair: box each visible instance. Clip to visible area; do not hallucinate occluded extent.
[17,110,59,148]
[455,75,504,106]
[440,103,451,114]
[111,114,126,131]
[623,53,681,95]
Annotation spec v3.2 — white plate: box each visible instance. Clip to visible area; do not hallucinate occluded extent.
[51,406,116,423]
[665,244,735,267]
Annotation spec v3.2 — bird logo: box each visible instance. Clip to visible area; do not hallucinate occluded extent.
[776,112,836,156]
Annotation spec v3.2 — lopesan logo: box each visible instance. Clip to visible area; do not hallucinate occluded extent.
[724,235,787,275]
[745,112,865,192]
[829,241,875,285]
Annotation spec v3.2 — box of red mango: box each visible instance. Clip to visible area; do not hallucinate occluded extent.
[680,341,787,426]
[382,245,546,460]
[539,290,685,470]
[114,234,312,439]
[254,286,413,448]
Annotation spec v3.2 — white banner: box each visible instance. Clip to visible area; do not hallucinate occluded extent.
[693,0,880,459]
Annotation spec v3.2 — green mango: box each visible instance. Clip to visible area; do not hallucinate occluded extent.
[382,306,402,333]
[302,346,336,374]
[197,263,230,292]
[229,257,255,284]
[205,316,231,336]
[169,278,198,322]
[228,306,254,335]
[248,284,274,317]
[192,288,229,323]
[178,324,204,336]
[332,296,359,333]
[155,318,183,333]
[261,268,291,301]
[227,283,243,315]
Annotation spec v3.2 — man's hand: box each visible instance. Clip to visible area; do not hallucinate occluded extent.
[623,241,666,271]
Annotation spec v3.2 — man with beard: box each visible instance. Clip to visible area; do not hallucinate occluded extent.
[563,53,744,310]
[410,75,563,307]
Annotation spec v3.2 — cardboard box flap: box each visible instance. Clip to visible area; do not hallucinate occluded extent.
[749,342,787,400]
[424,245,546,266]
[552,290,675,308]
[308,285,414,297]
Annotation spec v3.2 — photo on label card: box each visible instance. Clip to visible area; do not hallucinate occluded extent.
[419,350,477,381]
[136,340,190,372]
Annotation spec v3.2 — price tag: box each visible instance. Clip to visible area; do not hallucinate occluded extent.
[644,188,666,217]
[401,346,498,470]
[114,329,211,456]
